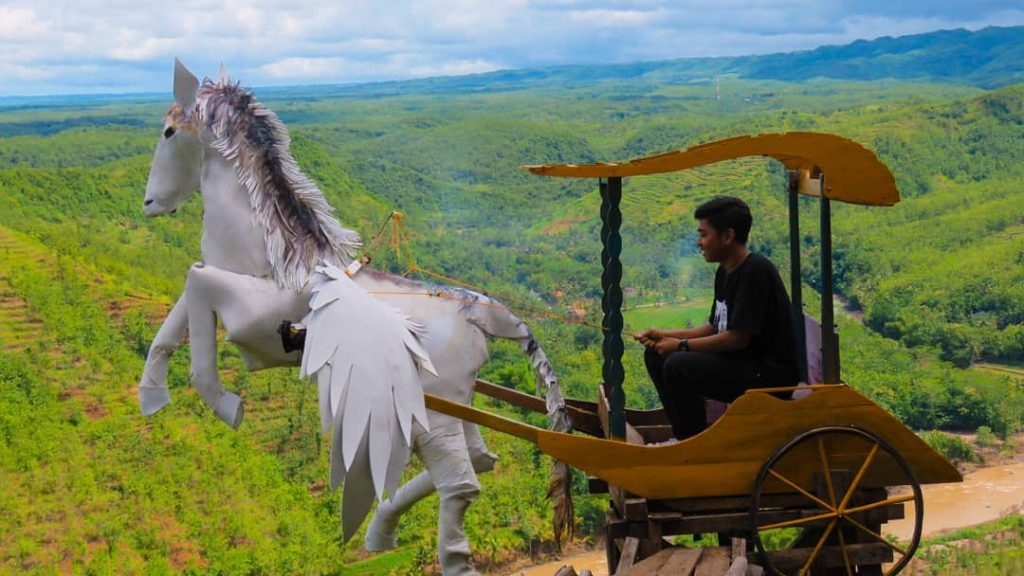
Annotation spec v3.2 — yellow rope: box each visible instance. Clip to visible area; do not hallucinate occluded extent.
[364,212,619,334]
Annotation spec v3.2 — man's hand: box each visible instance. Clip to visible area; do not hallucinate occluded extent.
[654,337,682,356]
[633,328,663,347]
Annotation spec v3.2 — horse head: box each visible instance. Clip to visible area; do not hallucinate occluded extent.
[144,59,203,217]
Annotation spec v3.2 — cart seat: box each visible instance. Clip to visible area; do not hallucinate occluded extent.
[706,316,821,424]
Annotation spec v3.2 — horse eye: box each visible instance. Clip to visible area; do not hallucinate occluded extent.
[163,126,176,139]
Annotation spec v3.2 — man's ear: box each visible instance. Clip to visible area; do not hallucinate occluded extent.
[722,227,736,245]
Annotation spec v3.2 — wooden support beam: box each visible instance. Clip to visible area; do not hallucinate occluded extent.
[616,537,640,574]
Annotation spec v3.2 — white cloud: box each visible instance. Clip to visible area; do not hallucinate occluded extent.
[260,56,350,79]
[408,58,503,77]
[0,0,1021,96]
[0,7,49,39]
[567,9,655,26]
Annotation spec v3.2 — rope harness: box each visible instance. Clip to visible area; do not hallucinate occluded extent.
[360,212,610,333]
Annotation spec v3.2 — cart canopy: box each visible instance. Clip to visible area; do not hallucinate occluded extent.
[524,132,899,207]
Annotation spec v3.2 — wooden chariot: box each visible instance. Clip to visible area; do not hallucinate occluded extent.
[424,132,963,575]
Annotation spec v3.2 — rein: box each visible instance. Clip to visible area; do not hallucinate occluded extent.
[356,212,612,333]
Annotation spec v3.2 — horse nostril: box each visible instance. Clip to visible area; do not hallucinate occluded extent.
[144,199,154,206]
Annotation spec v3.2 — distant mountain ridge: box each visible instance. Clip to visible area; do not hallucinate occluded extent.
[2,26,1020,107]
[313,25,1023,97]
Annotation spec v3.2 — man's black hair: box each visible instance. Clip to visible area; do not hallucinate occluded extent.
[694,196,752,244]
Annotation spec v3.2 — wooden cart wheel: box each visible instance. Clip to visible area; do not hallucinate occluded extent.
[750,425,923,576]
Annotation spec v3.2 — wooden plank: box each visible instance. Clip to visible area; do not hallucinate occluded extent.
[423,394,538,443]
[606,504,902,541]
[730,537,746,560]
[658,492,842,514]
[473,379,604,436]
[656,548,703,575]
[473,379,546,412]
[616,537,640,575]
[694,547,731,576]
[635,425,675,444]
[765,542,892,570]
[565,397,670,427]
[623,497,648,522]
[625,547,673,575]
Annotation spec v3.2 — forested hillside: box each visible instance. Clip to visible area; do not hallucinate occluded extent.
[1,27,1022,574]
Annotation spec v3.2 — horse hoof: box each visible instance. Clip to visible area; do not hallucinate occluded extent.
[365,517,398,551]
[215,392,244,429]
[139,385,171,415]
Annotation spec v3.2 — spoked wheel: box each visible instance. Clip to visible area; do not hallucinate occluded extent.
[751,425,923,575]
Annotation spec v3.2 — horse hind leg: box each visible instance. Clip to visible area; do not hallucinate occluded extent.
[423,423,482,576]
[365,422,496,553]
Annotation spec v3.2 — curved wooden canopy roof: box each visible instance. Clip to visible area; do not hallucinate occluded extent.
[524,132,900,206]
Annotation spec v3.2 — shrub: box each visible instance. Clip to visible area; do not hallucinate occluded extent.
[975,425,996,448]
[919,431,980,463]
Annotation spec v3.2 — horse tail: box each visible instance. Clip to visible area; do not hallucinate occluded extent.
[466,295,575,543]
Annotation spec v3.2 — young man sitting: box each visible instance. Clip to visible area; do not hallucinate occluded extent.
[634,196,799,440]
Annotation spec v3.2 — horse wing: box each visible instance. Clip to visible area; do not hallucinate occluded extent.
[300,264,434,541]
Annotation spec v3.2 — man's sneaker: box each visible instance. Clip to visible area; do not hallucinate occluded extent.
[648,438,680,447]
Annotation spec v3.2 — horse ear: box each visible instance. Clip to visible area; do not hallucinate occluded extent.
[219,62,230,84]
[174,58,199,108]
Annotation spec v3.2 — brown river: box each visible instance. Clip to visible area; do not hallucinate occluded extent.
[508,461,1024,576]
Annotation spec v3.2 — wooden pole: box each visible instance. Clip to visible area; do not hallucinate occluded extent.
[819,184,840,383]
[788,171,808,383]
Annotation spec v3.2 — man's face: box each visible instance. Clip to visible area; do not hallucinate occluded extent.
[697,219,729,263]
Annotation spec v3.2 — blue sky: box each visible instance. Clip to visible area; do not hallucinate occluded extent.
[1,1,1022,96]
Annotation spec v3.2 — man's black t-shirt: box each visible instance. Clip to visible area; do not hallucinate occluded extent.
[709,253,799,385]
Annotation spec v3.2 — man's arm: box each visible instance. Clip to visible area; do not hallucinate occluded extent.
[652,329,750,356]
[634,323,714,346]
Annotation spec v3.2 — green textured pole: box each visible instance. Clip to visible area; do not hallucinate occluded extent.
[600,177,625,440]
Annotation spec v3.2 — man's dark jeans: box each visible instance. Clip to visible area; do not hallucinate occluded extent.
[643,347,759,439]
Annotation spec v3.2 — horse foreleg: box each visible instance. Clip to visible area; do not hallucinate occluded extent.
[139,293,188,415]
[366,422,497,552]
[184,264,244,429]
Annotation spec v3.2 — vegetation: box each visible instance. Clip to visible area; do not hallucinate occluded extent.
[0,26,1022,573]
[911,515,1024,575]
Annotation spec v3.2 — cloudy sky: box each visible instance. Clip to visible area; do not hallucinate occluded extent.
[1,0,1022,96]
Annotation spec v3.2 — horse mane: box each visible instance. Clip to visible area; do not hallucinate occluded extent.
[194,79,361,290]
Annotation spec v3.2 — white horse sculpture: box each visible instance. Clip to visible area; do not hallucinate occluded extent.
[138,60,572,576]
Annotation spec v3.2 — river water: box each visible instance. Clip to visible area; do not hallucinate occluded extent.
[510,462,1024,576]
[884,461,1024,540]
